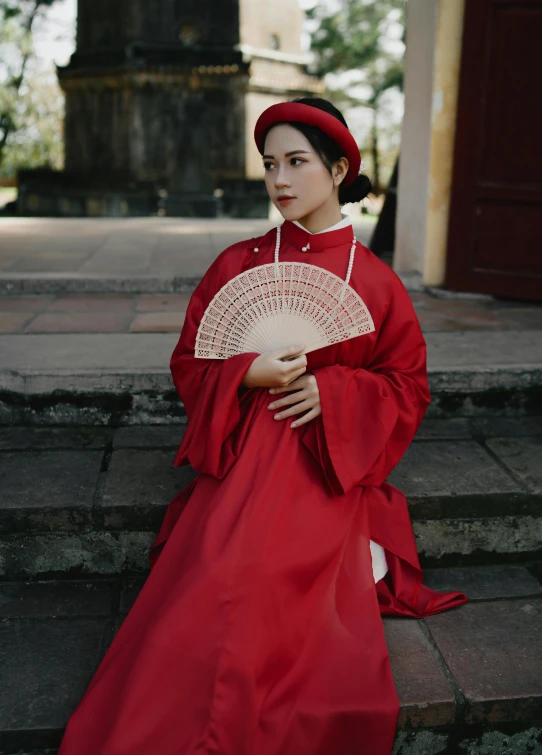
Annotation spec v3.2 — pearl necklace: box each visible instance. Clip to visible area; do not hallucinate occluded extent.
[272,222,357,304]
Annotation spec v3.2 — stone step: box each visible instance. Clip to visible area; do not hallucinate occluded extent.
[0,419,541,581]
[1,330,541,425]
[0,272,203,295]
[0,564,540,755]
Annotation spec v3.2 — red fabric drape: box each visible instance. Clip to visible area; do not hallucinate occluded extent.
[58,223,467,755]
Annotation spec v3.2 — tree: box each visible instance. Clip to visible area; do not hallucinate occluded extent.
[0,0,60,170]
[0,75,63,177]
[306,0,406,195]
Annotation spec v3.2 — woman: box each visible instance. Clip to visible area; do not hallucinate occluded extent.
[58,98,468,755]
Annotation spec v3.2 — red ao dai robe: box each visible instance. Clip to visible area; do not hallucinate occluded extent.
[58,219,468,755]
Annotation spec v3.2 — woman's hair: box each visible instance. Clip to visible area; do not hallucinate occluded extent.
[263,97,372,206]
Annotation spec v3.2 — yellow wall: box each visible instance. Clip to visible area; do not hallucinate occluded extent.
[394,0,439,275]
[239,0,303,55]
[394,0,465,286]
[424,0,465,286]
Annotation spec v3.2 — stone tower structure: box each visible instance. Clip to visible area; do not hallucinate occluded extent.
[19,0,322,217]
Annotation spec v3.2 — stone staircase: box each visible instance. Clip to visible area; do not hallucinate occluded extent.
[1,566,541,755]
[1,418,541,754]
[1,418,541,580]
[1,329,541,426]
[1,232,541,753]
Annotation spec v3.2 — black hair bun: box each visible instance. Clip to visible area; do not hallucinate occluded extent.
[339,174,372,205]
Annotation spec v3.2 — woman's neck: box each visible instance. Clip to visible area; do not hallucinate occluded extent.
[294,201,343,234]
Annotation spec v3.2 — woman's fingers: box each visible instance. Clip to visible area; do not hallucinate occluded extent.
[272,398,313,420]
[280,366,306,387]
[268,370,321,425]
[276,344,305,358]
[290,408,320,428]
[282,356,307,375]
[268,389,306,409]
[244,346,307,390]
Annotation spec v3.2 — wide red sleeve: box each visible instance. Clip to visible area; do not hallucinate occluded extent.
[302,275,430,496]
[170,255,259,478]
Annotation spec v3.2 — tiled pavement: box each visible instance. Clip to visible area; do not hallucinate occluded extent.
[0,216,376,276]
[0,218,277,276]
[1,290,541,334]
[1,216,540,334]
[0,293,191,334]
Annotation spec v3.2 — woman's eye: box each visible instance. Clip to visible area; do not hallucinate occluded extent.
[263,158,304,170]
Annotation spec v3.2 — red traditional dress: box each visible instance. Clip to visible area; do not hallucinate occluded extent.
[58,218,468,755]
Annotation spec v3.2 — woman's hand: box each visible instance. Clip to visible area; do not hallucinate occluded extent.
[267,372,321,428]
[242,344,308,389]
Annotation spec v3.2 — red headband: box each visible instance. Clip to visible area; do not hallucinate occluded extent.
[254,102,361,186]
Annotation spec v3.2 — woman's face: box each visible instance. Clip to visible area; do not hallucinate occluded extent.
[262,124,347,224]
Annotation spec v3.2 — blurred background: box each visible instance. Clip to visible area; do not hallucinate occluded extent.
[1,0,540,298]
[0,6,542,752]
[0,0,403,216]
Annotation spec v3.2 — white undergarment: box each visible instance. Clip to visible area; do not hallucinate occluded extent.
[370,539,388,583]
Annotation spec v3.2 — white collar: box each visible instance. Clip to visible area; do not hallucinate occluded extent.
[293,213,352,235]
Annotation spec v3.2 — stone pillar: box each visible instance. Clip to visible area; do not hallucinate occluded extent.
[394,0,465,285]
[20,0,322,217]
[57,0,249,214]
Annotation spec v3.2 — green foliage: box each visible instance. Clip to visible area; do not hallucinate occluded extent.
[0,0,61,173]
[0,76,63,177]
[306,0,406,193]
[307,0,402,73]
[306,0,405,91]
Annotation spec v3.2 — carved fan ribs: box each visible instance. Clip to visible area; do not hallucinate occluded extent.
[195,262,375,359]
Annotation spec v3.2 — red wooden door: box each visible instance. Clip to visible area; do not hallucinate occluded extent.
[445,0,542,300]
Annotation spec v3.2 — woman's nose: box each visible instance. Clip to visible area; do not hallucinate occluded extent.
[274,166,291,189]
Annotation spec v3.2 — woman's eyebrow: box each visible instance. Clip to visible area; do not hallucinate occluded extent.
[262,150,311,159]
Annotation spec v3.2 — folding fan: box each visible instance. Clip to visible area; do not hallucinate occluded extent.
[195,225,375,359]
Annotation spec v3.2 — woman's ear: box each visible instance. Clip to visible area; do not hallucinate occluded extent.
[332,157,349,187]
